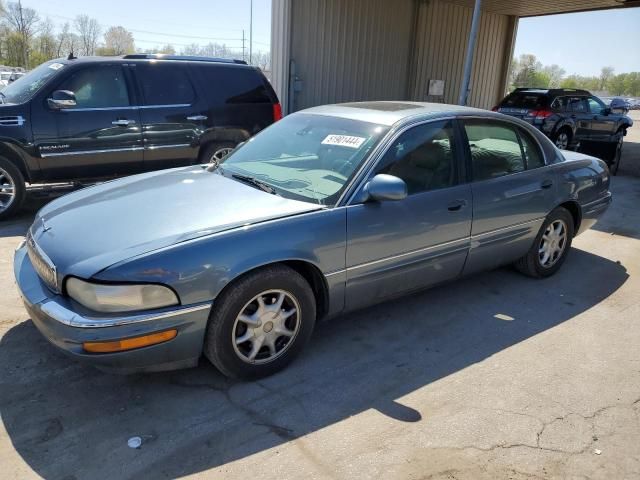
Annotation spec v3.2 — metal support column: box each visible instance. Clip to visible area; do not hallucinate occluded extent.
[458,0,482,105]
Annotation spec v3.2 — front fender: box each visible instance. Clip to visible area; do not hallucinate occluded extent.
[92,208,347,307]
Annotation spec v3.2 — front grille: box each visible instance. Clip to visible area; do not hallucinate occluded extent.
[26,232,59,293]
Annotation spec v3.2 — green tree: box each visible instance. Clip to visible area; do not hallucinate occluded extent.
[623,72,640,97]
[608,74,628,95]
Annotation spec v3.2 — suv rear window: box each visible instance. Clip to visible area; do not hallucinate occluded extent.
[198,65,272,104]
[500,92,549,109]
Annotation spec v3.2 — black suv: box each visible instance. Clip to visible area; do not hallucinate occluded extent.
[0,54,281,219]
[494,88,633,173]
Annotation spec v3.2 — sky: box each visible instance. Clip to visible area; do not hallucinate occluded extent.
[514,8,640,77]
[22,0,272,57]
[18,0,640,76]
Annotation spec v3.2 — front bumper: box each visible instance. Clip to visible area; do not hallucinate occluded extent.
[14,246,212,374]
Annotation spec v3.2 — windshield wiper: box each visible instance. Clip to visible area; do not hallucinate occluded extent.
[231,173,279,195]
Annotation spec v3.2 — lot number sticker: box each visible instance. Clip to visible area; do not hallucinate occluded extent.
[322,134,366,149]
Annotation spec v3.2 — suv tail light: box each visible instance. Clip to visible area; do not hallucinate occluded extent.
[530,109,553,119]
[491,106,499,112]
[273,103,283,122]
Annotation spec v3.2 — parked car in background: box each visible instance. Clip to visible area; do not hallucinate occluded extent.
[494,88,633,174]
[0,71,12,87]
[8,71,25,83]
[0,54,281,220]
[14,102,612,378]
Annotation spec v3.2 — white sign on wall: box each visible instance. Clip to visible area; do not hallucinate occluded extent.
[428,79,445,96]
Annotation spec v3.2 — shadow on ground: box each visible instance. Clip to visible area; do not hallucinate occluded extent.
[0,248,628,479]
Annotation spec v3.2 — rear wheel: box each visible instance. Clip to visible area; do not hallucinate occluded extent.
[204,265,316,379]
[552,129,572,150]
[514,207,574,278]
[199,142,236,167]
[0,157,26,221]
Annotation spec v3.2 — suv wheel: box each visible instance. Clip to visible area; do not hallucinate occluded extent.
[553,130,571,150]
[199,142,236,167]
[0,157,26,221]
[514,207,574,278]
[204,265,316,379]
[608,132,624,176]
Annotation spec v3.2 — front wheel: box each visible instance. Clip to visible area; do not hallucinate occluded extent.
[514,207,574,278]
[608,134,624,176]
[204,265,316,379]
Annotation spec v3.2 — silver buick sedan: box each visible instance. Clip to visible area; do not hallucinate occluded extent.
[14,102,612,378]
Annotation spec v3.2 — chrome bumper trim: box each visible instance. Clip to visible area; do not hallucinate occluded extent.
[39,301,213,328]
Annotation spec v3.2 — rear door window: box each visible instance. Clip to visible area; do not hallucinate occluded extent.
[137,63,196,105]
[568,97,587,113]
[463,121,526,181]
[197,65,272,104]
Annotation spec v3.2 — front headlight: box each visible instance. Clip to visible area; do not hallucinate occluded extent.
[66,277,179,313]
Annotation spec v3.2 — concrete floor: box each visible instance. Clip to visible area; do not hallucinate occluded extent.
[0,113,639,479]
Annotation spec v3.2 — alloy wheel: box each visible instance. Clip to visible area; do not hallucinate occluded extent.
[210,147,234,163]
[0,167,16,213]
[538,219,568,268]
[555,133,569,150]
[232,289,301,364]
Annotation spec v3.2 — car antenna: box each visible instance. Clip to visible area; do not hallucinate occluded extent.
[68,51,77,60]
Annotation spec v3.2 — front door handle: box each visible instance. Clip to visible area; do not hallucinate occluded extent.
[541,179,553,189]
[187,115,208,121]
[112,119,135,127]
[447,199,467,211]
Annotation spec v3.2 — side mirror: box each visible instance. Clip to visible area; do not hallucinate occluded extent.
[48,90,77,109]
[364,174,407,202]
[603,107,612,116]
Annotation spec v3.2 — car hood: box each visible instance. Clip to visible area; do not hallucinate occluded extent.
[31,167,323,278]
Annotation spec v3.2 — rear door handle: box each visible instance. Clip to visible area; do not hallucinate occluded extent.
[447,199,467,211]
[187,115,208,121]
[541,179,553,189]
[112,119,135,126]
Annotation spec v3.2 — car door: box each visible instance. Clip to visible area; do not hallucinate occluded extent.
[32,63,143,180]
[134,62,205,171]
[587,96,616,141]
[345,120,472,310]
[567,96,591,141]
[460,118,557,275]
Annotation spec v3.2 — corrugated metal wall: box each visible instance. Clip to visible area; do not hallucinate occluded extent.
[289,0,415,111]
[277,0,516,112]
[410,0,515,109]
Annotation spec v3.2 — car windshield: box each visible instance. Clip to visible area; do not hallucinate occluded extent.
[1,61,64,104]
[220,113,389,206]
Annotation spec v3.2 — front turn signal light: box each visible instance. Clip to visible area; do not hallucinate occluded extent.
[83,329,177,353]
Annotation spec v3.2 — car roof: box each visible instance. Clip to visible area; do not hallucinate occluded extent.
[47,55,253,69]
[301,101,493,127]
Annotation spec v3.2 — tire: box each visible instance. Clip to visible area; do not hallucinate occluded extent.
[607,132,624,176]
[204,265,316,379]
[0,157,26,221]
[552,128,572,150]
[514,207,574,278]
[198,142,236,166]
